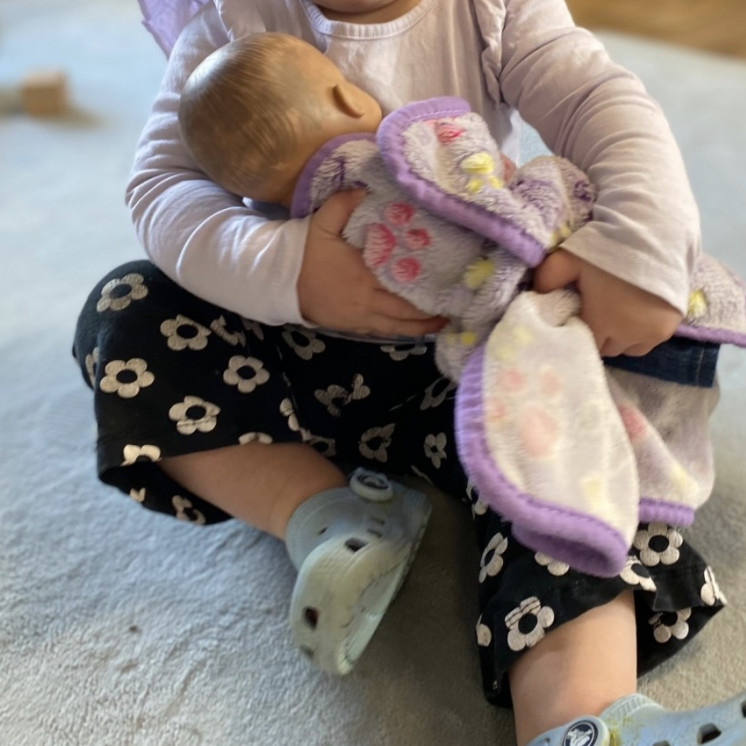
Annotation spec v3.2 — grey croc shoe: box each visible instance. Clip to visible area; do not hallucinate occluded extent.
[285,468,431,675]
[527,690,746,746]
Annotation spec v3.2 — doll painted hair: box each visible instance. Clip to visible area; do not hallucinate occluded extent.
[178,33,325,197]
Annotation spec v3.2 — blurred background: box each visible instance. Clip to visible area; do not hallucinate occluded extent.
[567,0,746,58]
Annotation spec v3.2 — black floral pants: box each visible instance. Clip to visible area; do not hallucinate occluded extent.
[73,260,726,706]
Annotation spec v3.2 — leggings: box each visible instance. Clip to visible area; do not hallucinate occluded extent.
[73,260,725,705]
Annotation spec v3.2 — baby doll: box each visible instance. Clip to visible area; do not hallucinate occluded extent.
[178,32,383,208]
[178,32,592,378]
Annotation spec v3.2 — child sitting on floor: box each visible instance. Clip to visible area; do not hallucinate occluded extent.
[74,4,746,745]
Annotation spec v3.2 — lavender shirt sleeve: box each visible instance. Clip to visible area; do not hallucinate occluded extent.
[476,0,701,315]
[125,3,310,325]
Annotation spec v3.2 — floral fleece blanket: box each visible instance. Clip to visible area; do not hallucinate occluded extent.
[291,97,746,577]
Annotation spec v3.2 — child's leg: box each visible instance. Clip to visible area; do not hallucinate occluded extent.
[509,591,637,746]
[160,440,347,538]
[385,370,734,745]
[73,260,431,675]
[160,439,432,674]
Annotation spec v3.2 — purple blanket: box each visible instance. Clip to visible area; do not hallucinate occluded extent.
[292,97,746,576]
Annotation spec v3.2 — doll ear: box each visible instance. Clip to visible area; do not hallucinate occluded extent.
[332,82,366,118]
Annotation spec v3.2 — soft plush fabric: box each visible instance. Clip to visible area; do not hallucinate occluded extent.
[290,99,746,575]
[1,1,745,744]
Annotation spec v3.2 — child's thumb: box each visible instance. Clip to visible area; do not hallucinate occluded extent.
[315,189,367,235]
[532,250,580,293]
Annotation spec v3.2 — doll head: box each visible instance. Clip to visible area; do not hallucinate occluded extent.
[179,32,382,205]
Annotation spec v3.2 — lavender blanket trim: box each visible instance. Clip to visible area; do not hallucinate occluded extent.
[293,98,746,577]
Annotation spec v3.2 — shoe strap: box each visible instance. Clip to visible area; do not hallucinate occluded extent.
[527,716,610,746]
[349,468,394,502]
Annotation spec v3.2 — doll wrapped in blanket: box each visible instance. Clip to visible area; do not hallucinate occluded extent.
[178,31,746,578]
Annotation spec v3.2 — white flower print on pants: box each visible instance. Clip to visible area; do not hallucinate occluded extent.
[223,355,270,393]
[634,524,683,567]
[160,314,211,351]
[505,596,555,652]
[282,328,326,360]
[359,424,396,463]
[480,533,508,583]
[99,358,154,399]
[701,566,726,606]
[168,396,220,435]
[172,496,206,525]
[424,432,448,468]
[121,444,162,466]
[96,272,148,312]
[650,608,691,643]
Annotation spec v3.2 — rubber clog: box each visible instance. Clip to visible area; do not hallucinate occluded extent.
[286,468,431,674]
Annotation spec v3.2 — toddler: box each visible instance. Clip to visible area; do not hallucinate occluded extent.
[73,2,746,744]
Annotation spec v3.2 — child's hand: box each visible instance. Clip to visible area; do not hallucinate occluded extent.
[298,190,447,337]
[533,250,683,357]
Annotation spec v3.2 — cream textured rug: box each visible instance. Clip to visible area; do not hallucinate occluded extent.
[1,1,745,744]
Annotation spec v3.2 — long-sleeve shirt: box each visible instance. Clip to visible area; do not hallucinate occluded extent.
[126,0,701,326]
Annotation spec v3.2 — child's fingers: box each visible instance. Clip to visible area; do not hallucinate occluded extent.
[314,188,367,236]
[532,250,580,293]
[369,314,446,338]
[371,287,441,322]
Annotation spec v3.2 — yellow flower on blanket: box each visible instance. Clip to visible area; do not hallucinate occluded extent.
[510,323,534,348]
[463,257,494,289]
[442,329,478,350]
[491,324,534,362]
[459,330,477,346]
[580,473,606,512]
[461,152,504,194]
[548,222,572,248]
[669,461,697,498]
[687,288,708,320]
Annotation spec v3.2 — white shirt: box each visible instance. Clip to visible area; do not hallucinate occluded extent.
[126,0,701,325]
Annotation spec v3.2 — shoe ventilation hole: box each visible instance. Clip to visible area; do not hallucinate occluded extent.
[366,528,383,538]
[698,724,722,743]
[652,741,672,746]
[303,607,319,630]
[300,646,315,659]
[741,700,746,718]
[371,515,386,525]
[317,526,328,536]
[345,538,367,553]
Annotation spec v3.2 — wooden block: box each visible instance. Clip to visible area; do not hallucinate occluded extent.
[20,69,68,116]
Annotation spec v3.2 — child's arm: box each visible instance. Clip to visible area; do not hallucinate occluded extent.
[479,0,699,352]
[126,6,299,324]
[127,6,440,336]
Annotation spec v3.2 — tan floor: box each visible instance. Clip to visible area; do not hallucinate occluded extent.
[566,0,746,59]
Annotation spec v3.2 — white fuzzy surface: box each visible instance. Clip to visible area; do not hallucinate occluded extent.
[1,2,744,744]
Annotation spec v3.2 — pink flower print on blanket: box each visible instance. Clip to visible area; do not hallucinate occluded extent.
[484,365,562,465]
[365,223,396,268]
[383,202,415,226]
[434,121,465,144]
[404,228,431,250]
[364,200,433,286]
[391,257,422,283]
[470,290,641,576]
